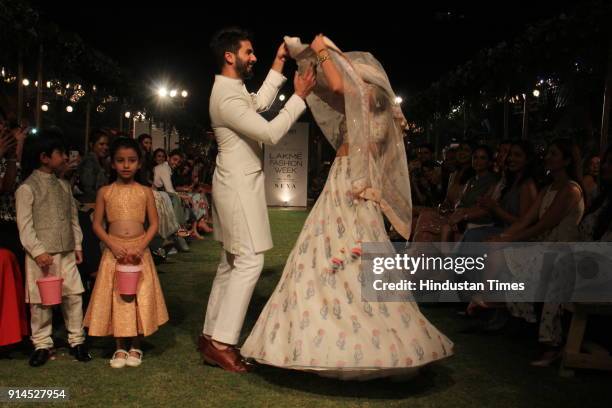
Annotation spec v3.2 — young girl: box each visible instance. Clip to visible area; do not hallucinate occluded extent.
[84,137,168,368]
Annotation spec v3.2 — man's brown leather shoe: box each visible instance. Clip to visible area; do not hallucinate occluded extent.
[202,342,249,373]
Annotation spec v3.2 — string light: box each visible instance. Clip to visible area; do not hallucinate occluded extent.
[181,90,188,98]
[70,89,86,103]
[22,79,30,86]
[66,105,74,113]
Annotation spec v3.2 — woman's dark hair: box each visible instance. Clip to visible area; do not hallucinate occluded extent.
[548,138,579,182]
[210,27,252,72]
[588,145,612,240]
[501,140,537,199]
[89,129,108,147]
[368,84,390,113]
[22,128,66,178]
[466,145,493,184]
[457,142,476,184]
[457,141,475,161]
[153,148,167,160]
[473,144,494,162]
[583,153,600,176]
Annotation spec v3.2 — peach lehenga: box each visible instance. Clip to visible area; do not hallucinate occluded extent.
[84,183,168,337]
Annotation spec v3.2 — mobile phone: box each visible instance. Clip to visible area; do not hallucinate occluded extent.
[69,150,79,161]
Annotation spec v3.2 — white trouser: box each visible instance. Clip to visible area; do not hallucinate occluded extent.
[30,295,85,350]
[203,250,264,345]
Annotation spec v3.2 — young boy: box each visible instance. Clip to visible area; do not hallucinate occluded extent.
[15,129,92,367]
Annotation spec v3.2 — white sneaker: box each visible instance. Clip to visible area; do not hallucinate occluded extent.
[126,348,143,367]
[110,349,128,368]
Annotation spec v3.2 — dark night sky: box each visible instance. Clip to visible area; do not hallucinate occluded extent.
[30,1,574,121]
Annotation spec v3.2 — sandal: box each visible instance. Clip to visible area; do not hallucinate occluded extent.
[110,349,128,368]
[126,348,143,367]
[177,228,190,238]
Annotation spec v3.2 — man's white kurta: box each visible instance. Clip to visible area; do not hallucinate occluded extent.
[209,70,306,254]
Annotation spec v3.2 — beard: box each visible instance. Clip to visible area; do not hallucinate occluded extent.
[236,57,254,80]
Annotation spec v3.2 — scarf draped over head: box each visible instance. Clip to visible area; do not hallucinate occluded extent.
[285,36,412,239]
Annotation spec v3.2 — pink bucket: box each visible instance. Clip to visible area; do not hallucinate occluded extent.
[36,276,63,306]
[116,263,142,295]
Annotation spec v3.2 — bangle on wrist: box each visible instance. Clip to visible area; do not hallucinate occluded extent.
[317,54,330,65]
[317,49,330,63]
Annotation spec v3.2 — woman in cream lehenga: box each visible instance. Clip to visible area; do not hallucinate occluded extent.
[241,35,453,380]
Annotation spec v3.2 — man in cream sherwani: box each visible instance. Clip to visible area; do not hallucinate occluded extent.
[199,27,316,372]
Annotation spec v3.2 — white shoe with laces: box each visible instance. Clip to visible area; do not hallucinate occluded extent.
[110,349,128,368]
[126,348,143,367]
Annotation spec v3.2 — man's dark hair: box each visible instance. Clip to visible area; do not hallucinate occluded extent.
[169,149,185,159]
[137,133,152,144]
[210,27,252,72]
